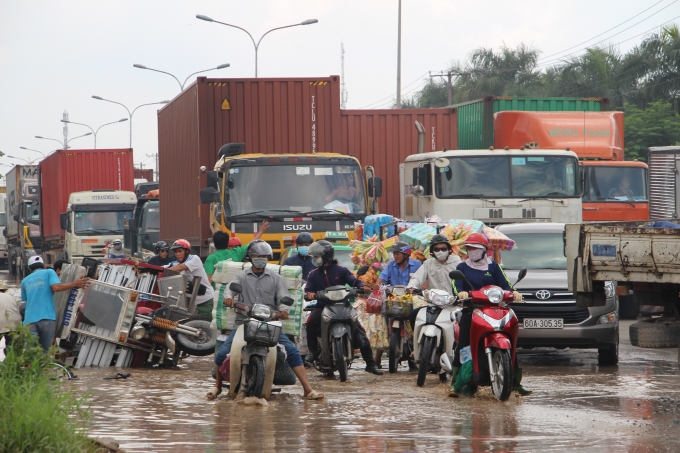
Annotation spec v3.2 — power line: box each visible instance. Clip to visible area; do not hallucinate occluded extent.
[358,72,429,109]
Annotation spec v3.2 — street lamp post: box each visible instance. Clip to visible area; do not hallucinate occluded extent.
[196,15,318,77]
[19,147,46,158]
[61,118,127,148]
[65,132,93,149]
[8,155,35,165]
[90,98,169,148]
[133,63,230,91]
[35,135,65,148]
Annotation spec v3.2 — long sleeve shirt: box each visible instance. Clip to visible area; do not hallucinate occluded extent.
[408,255,462,295]
[452,261,514,295]
[305,264,364,306]
[224,267,290,325]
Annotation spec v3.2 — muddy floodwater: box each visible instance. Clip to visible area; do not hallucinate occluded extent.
[57,320,679,453]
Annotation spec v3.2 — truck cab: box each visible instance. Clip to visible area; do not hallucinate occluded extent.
[124,197,159,260]
[58,190,136,263]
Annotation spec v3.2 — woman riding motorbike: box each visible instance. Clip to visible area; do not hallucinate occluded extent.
[449,232,532,397]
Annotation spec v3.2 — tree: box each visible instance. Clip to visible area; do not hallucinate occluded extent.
[624,101,680,161]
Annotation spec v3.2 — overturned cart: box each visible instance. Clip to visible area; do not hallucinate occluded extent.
[56,259,216,368]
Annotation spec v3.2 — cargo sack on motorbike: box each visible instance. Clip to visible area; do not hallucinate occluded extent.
[456,360,475,397]
[366,289,385,314]
[385,293,413,317]
[243,320,281,347]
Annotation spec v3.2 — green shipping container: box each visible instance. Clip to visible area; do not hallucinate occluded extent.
[451,96,610,149]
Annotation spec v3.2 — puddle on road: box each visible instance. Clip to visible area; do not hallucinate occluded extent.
[65,351,680,453]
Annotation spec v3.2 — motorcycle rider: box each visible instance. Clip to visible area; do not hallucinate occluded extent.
[376,242,422,287]
[283,232,315,280]
[166,239,215,316]
[448,233,531,397]
[147,241,172,267]
[107,239,125,259]
[208,240,323,400]
[407,234,462,326]
[304,240,383,375]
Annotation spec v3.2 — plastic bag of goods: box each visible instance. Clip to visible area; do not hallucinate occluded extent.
[482,226,515,251]
[354,222,364,241]
[399,223,436,251]
[365,289,385,314]
[363,214,393,240]
[448,219,485,233]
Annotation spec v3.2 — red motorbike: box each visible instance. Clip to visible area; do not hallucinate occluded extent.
[449,269,526,401]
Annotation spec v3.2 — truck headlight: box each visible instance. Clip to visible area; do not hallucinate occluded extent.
[604,282,615,298]
[597,312,618,325]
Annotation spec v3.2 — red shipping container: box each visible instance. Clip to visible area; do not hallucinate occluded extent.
[39,149,135,243]
[158,76,341,249]
[134,168,154,182]
[340,109,457,216]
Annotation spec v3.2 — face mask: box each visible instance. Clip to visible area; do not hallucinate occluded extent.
[312,257,323,268]
[251,257,268,269]
[434,250,449,261]
[467,248,485,262]
[298,246,309,257]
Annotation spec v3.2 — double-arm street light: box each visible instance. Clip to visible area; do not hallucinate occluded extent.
[196,15,318,77]
[19,147,46,158]
[61,118,128,149]
[133,63,230,91]
[8,155,35,165]
[90,98,169,148]
[34,133,91,150]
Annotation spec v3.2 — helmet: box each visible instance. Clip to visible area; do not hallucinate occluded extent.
[245,239,273,260]
[112,239,123,246]
[308,240,334,265]
[464,233,489,249]
[430,234,452,250]
[388,241,412,255]
[170,239,192,251]
[295,232,314,245]
[155,241,169,254]
[228,237,242,248]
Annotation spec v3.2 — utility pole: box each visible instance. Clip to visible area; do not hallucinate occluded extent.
[429,71,453,106]
[146,153,159,181]
[395,0,402,109]
[340,43,347,110]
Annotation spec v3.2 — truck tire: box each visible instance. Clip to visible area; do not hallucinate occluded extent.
[618,295,639,320]
[629,318,680,348]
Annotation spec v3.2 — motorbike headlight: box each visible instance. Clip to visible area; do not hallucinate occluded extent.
[252,304,272,319]
[326,289,347,301]
[597,312,618,325]
[130,324,147,341]
[484,287,503,304]
[604,282,615,298]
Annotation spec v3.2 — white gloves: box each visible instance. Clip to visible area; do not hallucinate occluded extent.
[513,291,523,302]
[457,291,469,300]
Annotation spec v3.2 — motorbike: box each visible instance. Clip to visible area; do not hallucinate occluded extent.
[448,268,527,401]
[226,282,294,399]
[384,285,415,373]
[412,288,460,387]
[305,285,360,382]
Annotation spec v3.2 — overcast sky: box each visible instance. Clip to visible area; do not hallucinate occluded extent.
[1,0,677,170]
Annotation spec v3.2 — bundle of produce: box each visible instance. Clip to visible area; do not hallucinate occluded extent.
[399,223,436,251]
[423,221,476,258]
[350,236,399,265]
[482,226,515,251]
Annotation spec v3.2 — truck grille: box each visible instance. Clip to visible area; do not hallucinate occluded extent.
[649,152,677,219]
[512,303,590,325]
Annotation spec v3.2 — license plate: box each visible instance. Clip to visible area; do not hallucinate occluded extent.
[523,318,563,329]
[392,320,400,328]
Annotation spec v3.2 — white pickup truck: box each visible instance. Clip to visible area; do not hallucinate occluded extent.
[566,221,680,362]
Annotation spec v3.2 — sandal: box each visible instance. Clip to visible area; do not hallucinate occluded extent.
[206,386,222,400]
[304,390,325,400]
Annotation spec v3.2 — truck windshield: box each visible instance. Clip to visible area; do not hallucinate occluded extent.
[227,164,367,216]
[74,211,133,235]
[142,205,160,231]
[501,233,567,270]
[26,202,40,222]
[583,166,648,202]
[435,156,579,198]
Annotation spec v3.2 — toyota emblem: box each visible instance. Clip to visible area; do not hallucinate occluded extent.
[535,290,552,300]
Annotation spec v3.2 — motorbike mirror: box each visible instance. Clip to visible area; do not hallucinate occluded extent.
[229,282,243,293]
[280,296,294,306]
[514,268,528,286]
[449,270,475,290]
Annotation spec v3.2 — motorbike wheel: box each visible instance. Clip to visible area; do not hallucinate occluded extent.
[175,320,216,356]
[490,349,513,401]
[388,329,400,373]
[335,337,348,382]
[245,355,266,398]
[416,337,434,387]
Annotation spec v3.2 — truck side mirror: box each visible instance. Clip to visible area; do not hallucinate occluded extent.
[127,217,137,231]
[59,213,70,231]
[368,177,382,198]
[206,171,219,190]
[199,188,218,204]
[13,215,19,222]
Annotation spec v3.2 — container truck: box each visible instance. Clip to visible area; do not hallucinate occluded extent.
[400,148,582,225]
[5,165,40,277]
[494,111,649,221]
[198,144,382,261]
[0,193,7,266]
[38,149,137,265]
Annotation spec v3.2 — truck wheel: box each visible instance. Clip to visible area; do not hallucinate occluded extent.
[175,320,216,356]
[629,318,680,348]
[618,295,639,320]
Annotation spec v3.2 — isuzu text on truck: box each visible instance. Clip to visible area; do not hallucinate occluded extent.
[199,143,382,261]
